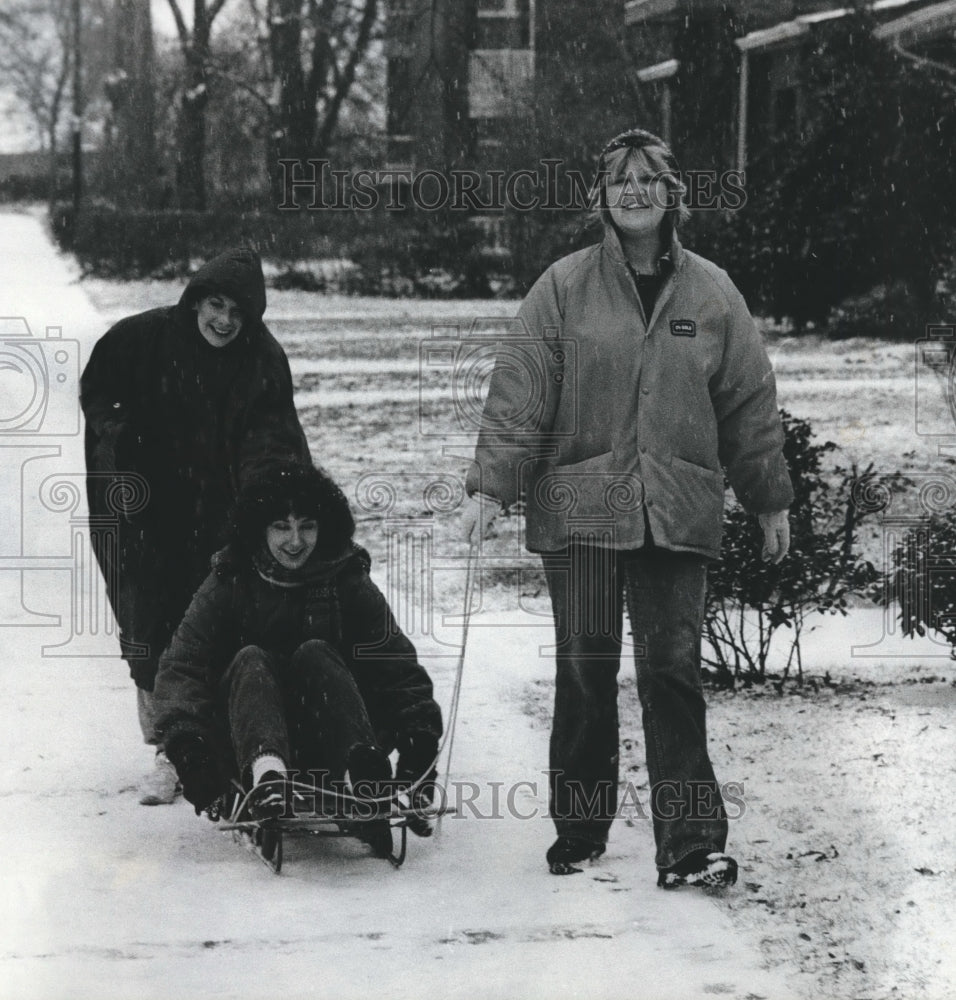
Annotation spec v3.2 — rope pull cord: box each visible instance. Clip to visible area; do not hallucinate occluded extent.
[435,541,477,837]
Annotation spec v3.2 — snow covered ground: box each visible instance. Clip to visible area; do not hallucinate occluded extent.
[2,210,954,999]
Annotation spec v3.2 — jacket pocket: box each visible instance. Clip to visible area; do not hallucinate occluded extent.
[532,451,643,519]
[654,455,725,550]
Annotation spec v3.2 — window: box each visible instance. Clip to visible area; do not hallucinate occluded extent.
[475,0,531,49]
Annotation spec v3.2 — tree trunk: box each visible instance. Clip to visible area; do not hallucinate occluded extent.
[267,0,315,207]
[107,0,157,207]
[176,49,208,210]
[167,0,218,211]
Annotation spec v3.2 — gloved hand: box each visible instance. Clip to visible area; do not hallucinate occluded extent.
[167,735,222,815]
[396,732,440,808]
[758,509,790,564]
[461,493,500,544]
[128,658,158,692]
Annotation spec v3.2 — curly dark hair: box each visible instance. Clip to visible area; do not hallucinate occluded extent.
[231,461,355,559]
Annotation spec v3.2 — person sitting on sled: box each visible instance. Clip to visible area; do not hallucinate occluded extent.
[151,461,443,856]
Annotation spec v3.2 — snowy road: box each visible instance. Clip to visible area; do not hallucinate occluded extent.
[0,212,799,1000]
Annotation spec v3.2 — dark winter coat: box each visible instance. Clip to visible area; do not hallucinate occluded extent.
[466,228,794,558]
[152,543,443,763]
[80,248,311,684]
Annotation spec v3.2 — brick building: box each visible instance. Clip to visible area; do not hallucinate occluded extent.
[625,0,954,171]
[386,0,955,177]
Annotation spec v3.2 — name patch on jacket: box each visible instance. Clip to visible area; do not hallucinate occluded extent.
[670,320,696,337]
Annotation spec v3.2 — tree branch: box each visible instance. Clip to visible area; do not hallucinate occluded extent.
[316,0,376,152]
[166,0,190,46]
[209,0,233,23]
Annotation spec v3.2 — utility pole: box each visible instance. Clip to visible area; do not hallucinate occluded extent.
[71,0,82,216]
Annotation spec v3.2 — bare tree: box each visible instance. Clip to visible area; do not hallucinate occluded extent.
[165,0,233,209]
[0,0,110,200]
[231,0,381,203]
[0,0,74,193]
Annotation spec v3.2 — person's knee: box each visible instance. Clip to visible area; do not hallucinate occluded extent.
[291,639,348,676]
[227,644,273,680]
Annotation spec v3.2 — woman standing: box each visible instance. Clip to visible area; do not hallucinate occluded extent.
[81,248,311,804]
[463,128,793,887]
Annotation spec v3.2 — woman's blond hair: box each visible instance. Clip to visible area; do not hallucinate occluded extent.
[589,128,691,235]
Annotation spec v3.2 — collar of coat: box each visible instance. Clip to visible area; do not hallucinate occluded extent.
[211,542,371,586]
[601,224,684,278]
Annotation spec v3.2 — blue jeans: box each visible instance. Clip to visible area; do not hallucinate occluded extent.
[219,639,377,783]
[541,543,728,870]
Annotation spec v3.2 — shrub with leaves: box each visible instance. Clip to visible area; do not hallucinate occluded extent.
[703,410,879,685]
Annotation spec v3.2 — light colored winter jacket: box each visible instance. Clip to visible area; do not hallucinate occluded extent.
[465,228,794,558]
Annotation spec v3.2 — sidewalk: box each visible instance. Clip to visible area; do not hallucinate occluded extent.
[0,211,801,1000]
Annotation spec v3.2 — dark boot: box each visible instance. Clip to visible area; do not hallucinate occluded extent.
[546,835,606,875]
[346,744,394,858]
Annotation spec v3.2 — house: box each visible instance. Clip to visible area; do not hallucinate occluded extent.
[382,0,955,275]
[624,0,952,172]
[385,0,641,176]
[385,0,535,173]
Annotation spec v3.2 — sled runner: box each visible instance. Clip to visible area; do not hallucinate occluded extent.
[211,777,454,874]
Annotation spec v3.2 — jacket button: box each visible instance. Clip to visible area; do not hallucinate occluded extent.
[641,387,649,395]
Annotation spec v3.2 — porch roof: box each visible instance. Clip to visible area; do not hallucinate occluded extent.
[873,0,956,45]
[735,0,927,53]
[635,58,679,82]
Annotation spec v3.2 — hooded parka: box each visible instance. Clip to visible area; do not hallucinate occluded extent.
[80,248,311,686]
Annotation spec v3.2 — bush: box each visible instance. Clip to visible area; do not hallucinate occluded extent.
[49,202,376,279]
[827,282,943,341]
[340,212,514,298]
[703,410,880,686]
[48,201,514,296]
[0,169,70,203]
